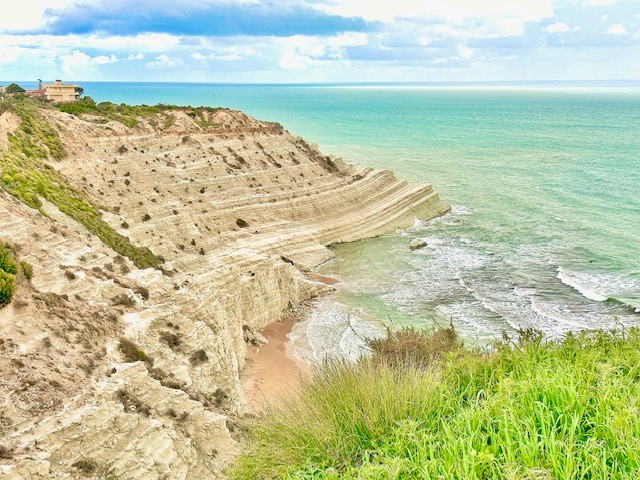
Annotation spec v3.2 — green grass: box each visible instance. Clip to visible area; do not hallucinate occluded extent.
[0,97,162,269]
[0,269,15,307]
[57,97,220,129]
[0,242,19,274]
[232,327,640,479]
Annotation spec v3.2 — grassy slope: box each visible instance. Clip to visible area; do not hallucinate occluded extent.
[0,96,163,269]
[233,328,640,479]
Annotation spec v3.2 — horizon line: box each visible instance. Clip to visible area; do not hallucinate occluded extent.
[3,79,640,85]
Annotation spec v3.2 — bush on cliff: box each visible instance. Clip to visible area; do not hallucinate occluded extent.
[232,327,640,479]
[0,270,15,307]
[0,243,18,275]
[0,242,21,307]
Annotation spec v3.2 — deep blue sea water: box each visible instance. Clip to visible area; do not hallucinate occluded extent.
[15,81,639,360]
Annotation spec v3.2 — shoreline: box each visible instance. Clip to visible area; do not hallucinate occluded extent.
[242,274,340,411]
[241,317,308,412]
[0,99,451,479]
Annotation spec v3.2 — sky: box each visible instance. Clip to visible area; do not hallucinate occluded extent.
[1,0,639,83]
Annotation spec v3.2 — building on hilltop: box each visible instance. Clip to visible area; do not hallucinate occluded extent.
[44,79,81,103]
[24,88,46,99]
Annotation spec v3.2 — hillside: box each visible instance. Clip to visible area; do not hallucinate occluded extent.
[0,97,449,479]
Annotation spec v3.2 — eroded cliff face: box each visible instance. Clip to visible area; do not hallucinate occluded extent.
[0,104,449,479]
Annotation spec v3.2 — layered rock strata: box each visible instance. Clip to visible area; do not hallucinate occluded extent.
[0,106,449,479]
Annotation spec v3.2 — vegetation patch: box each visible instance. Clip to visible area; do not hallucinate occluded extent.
[112,293,135,307]
[189,349,209,365]
[116,388,152,416]
[0,444,13,459]
[368,325,461,368]
[159,331,181,350]
[0,97,162,269]
[57,97,220,129]
[0,241,31,308]
[233,327,640,479]
[119,338,153,365]
[4,83,25,94]
[19,261,33,280]
[0,271,15,308]
[72,458,98,475]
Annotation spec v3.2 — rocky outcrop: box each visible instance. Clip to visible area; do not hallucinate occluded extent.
[0,111,19,151]
[0,105,449,479]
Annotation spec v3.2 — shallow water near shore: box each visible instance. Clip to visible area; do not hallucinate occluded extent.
[52,81,640,360]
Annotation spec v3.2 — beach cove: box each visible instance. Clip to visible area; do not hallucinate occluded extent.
[70,82,640,362]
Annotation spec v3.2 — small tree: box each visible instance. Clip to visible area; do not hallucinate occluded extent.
[5,83,26,94]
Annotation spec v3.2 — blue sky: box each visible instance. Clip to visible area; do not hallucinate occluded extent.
[1,0,639,82]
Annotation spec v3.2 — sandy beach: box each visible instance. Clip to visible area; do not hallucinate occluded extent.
[241,317,308,412]
[242,273,342,411]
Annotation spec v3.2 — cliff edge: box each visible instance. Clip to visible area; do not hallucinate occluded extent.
[0,99,449,479]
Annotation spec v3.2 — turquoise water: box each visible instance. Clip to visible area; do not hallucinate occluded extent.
[55,82,640,359]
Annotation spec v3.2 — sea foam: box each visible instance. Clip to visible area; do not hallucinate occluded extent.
[557,268,608,302]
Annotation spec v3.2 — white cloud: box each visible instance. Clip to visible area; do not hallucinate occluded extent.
[601,14,609,21]
[0,32,180,53]
[279,49,308,70]
[91,53,118,64]
[316,0,554,36]
[127,52,144,60]
[58,49,118,74]
[457,45,473,60]
[188,42,266,62]
[146,53,179,69]
[191,51,242,61]
[545,22,580,33]
[606,23,628,35]
[278,32,368,63]
[0,0,79,32]
[277,32,368,70]
[582,0,620,6]
[324,32,369,47]
[0,45,23,63]
[79,33,180,52]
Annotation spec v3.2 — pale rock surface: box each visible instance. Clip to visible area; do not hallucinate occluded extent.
[0,111,19,151]
[0,106,449,478]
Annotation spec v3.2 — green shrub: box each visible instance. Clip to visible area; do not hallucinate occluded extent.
[0,270,15,307]
[20,261,33,280]
[119,338,153,365]
[233,328,640,480]
[0,243,18,274]
[71,458,98,475]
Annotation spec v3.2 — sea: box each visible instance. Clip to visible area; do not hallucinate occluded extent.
[19,80,640,362]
